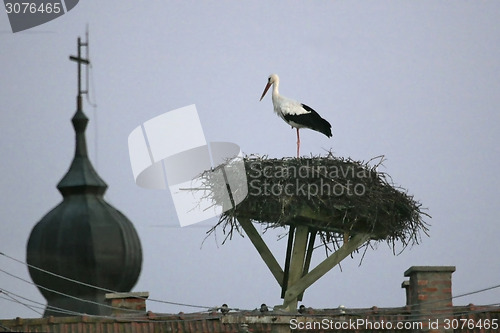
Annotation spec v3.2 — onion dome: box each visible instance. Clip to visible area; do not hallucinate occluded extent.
[26,97,142,317]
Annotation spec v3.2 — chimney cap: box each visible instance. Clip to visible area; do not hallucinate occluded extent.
[105,292,149,300]
[404,266,456,276]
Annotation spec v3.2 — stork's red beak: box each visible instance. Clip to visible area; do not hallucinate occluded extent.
[260,82,272,101]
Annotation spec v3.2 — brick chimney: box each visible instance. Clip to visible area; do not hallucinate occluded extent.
[404,266,455,332]
[105,292,149,316]
[401,280,411,306]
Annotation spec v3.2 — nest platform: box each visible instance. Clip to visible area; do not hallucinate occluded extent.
[209,154,429,247]
[204,154,430,310]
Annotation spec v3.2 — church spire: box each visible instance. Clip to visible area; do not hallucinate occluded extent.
[27,33,142,317]
[57,34,106,196]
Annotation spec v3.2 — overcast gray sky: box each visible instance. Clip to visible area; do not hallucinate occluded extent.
[1,1,500,319]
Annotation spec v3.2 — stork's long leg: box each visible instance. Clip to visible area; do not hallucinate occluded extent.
[296,128,300,158]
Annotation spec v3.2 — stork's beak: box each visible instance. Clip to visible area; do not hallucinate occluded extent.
[260,82,272,101]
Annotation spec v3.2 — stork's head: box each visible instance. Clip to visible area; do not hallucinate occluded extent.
[260,73,279,101]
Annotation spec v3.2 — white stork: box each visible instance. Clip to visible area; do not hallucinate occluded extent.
[260,74,332,157]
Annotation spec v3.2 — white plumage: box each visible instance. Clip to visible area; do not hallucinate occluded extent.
[260,74,332,157]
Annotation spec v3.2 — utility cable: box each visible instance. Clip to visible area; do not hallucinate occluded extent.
[0,252,213,310]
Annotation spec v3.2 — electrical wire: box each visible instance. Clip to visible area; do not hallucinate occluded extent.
[0,284,498,329]
[0,289,127,320]
[0,252,213,310]
[0,287,225,324]
[0,287,119,318]
[296,284,500,322]
[0,291,42,316]
[0,290,89,318]
[0,292,95,318]
[0,267,143,315]
[454,284,500,301]
[1,251,499,321]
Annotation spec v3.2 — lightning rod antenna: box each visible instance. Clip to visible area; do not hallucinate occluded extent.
[69,32,90,110]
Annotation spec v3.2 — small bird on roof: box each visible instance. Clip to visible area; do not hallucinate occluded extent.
[220,304,229,314]
[260,74,332,158]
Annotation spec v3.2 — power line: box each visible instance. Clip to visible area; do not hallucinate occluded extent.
[0,288,110,318]
[0,267,142,315]
[0,291,42,316]
[454,284,500,301]
[0,287,226,324]
[1,251,500,319]
[0,283,499,328]
[0,252,212,310]
[299,285,500,321]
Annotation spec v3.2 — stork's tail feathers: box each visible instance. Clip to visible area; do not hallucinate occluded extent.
[318,118,333,138]
[299,103,332,138]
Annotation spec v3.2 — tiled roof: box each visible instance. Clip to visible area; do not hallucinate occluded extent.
[1,305,499,333]
[0,311,269,333]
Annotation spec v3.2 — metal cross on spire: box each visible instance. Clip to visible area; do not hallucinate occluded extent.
[69,30,90,110]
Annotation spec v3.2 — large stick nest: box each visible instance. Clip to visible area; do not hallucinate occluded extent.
[204,153,429,252]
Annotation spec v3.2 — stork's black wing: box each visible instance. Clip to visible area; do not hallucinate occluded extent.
[283,104,332,137]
